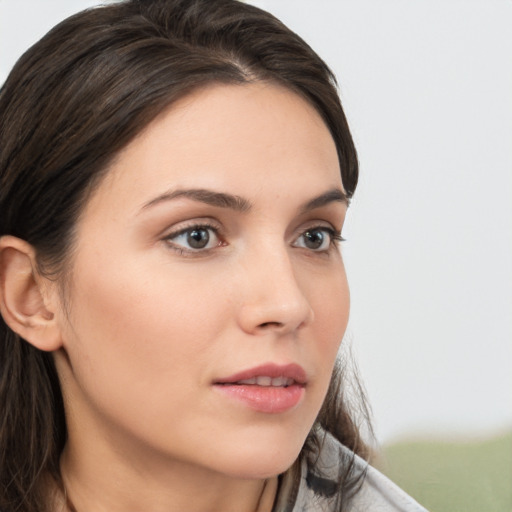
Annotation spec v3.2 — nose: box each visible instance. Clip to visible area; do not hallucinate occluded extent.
[236,245,314,336]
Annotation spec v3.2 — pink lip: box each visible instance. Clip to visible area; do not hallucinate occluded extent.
[215,363,307,385]
[213,363,307,414]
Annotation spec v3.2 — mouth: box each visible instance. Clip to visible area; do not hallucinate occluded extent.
[214,363,307,386]
[213,363,307,414]
[223,376,298,387]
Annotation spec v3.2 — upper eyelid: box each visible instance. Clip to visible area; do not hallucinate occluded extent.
[163,221,339,236]
[294,219,341,235]
[159,216,342,239]
[296,225,343,240]
[161,219,222,238]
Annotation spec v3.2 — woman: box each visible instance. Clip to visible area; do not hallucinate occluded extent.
[0,0,427,510]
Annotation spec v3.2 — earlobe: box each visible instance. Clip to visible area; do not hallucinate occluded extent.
[0,235,63,352]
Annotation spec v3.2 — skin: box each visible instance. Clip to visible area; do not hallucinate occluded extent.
[45,82,350,511]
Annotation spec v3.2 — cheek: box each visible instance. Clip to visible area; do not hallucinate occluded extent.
[60,257,229,413]
[309,259,349,339]
[296,260,349,402]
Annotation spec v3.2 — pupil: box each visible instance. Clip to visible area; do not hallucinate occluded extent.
[304,230,324,249]
[187,228,209,249]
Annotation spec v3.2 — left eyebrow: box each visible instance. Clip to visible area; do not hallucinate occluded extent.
[299,188,349,213]
[140,188,252,212]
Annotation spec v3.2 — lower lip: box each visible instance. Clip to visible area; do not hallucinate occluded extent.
[213,384,305,413]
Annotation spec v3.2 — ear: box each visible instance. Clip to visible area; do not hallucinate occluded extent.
[0,235,63,352]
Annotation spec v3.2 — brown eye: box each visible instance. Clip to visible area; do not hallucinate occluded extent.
[293,227,339,252]
[165,225,220,252]
[303,230,326,250]
[187,228,210,249]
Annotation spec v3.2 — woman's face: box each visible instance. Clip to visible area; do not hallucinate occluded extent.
[54,82,349,479]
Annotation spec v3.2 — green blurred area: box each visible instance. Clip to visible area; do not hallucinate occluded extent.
[377,431,512,512]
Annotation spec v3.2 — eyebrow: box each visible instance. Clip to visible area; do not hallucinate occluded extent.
[141,188,252,212]
[299,188,349,212]
[141,186,348,213]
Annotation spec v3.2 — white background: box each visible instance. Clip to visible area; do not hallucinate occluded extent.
[1,0,511,444]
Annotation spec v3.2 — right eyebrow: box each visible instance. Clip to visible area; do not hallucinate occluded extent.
[299,188,349,213]
[140,188,252,213]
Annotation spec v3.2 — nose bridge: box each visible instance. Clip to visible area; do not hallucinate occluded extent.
[237,236,314,335]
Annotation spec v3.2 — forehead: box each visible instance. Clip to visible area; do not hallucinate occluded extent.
[83,82,342,217]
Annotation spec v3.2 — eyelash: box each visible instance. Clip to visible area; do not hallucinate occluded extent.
[312,228,345,245]
[297,227,345,252]
[162,223,345,256]
[163,222,223,256]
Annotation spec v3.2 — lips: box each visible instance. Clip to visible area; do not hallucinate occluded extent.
[235,376,295,387]
[213,363,307,414]
[214,363,307,386]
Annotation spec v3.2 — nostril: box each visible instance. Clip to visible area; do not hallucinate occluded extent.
[258,321,283,329]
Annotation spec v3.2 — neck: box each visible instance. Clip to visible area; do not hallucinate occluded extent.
[58,438,278,512]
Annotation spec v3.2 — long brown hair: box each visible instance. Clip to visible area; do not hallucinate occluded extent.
[0,1,366,510]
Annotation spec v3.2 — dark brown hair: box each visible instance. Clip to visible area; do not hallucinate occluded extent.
[0,1,366,510]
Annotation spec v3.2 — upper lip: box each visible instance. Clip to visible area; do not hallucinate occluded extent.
[214,363,307,385]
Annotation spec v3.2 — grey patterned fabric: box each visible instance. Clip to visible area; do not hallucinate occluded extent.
[274,432,429,512]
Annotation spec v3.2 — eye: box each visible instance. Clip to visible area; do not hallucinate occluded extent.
[293,227,342,251]
[165,225,222,252]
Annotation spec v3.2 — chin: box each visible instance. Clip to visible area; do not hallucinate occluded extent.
[218,411,319,478]
[222,456,300,480]
[209,431,307,480]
